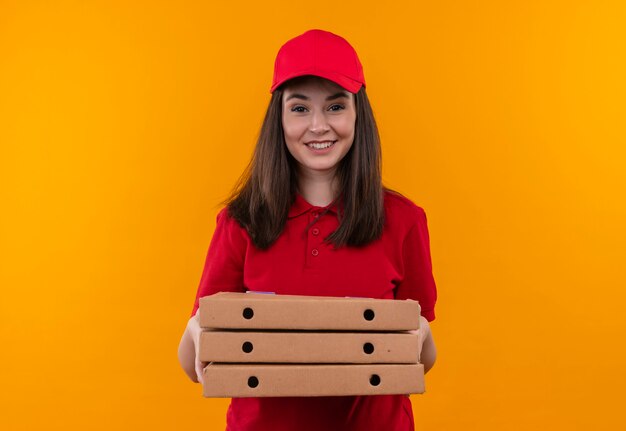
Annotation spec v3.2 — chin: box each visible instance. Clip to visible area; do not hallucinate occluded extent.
[303,162,341,173]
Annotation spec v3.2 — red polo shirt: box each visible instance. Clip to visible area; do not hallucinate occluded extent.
[191,190,437,431]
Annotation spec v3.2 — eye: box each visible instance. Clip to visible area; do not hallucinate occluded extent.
[329,104,345,111]
[290,106,307,112]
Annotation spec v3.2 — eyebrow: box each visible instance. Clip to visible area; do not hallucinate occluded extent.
[285,91,350,102]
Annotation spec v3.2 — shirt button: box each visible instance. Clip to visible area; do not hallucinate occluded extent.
[311,249,319,256]
[312,228,320,236]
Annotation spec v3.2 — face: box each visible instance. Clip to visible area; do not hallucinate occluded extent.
[282,77,356,178]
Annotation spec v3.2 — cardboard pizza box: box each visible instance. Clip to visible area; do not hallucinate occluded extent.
[199,292,421,331]
[202,363,425,397]
[199,330,419,363]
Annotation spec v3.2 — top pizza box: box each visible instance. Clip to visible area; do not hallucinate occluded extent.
[199,292,421,331]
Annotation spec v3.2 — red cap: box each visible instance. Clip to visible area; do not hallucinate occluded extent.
[270,29,366,94]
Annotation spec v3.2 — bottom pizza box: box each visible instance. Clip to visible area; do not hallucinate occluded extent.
[202,363,424,397]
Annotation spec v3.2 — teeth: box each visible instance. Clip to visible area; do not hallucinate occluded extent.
[307,141,335,149]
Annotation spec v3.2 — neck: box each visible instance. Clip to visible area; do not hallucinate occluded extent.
[296,168,339,207]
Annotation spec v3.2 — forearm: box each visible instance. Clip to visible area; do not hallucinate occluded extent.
[178,318,200,383]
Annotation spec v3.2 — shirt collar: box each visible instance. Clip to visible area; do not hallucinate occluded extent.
[288,192,341,219]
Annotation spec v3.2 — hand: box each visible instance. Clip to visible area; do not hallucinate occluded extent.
[416,315,431,362]
[187,312,209,384]
[409,317,429,362]
[411,315,436,373]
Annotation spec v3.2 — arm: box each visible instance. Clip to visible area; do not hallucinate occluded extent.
[179,208,247,384]
[396,206,438,373]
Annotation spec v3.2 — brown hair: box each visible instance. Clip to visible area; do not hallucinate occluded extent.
[223,76,387,250]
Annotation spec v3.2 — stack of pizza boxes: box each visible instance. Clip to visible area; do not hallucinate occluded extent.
[199,292,425,397]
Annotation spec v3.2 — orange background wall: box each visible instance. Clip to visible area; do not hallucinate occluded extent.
[1,1,625,429]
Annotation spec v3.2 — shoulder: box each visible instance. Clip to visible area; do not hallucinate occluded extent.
[214,206,250,246]
[216,206,234,226]
[383,189,427,227]
[217,206,246,229]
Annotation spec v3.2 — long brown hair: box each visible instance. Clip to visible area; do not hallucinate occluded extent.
[223,76,386,250]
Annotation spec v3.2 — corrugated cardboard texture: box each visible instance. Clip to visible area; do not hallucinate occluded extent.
[199,292,421,330]
[202,363,425,397]
[200,330,419,363]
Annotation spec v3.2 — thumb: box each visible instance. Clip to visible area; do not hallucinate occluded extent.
[416,316,429,362]
[195,360,206,385]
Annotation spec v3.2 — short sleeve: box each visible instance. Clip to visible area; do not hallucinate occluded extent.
[394,207,438,322]
[189,207,247,317]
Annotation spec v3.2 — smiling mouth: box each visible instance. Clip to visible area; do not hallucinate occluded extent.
[306,140,336,149]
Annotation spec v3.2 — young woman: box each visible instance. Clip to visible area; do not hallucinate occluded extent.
[178,29,438,431]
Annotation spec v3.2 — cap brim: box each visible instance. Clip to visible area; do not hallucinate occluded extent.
[271,70,364,94]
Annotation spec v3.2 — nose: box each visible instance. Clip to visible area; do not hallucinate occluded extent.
[309,109,330,134]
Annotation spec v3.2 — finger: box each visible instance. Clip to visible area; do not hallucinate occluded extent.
[195,360,205,385]
[416,328,425,362]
